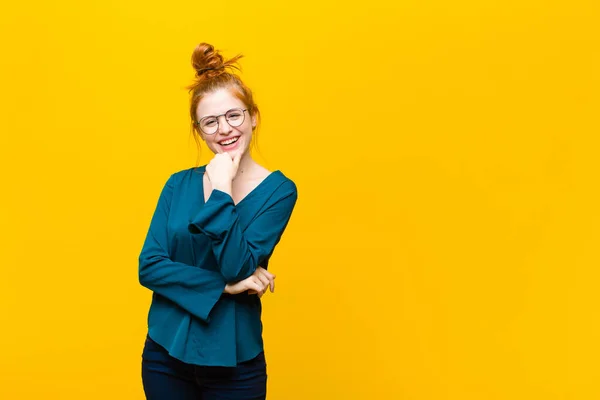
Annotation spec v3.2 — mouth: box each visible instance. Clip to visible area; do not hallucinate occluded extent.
[218,136,240,147]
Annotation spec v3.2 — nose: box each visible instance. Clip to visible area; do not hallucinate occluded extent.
[217,115,233,135]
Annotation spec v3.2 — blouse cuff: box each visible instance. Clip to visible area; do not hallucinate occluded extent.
[187,189,236,240]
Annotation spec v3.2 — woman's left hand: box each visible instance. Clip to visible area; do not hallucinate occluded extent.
[247,267,276,297]
[205,151,242,193]
[224,267,275,298]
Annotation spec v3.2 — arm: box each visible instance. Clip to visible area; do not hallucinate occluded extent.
[187,180,298,283]
[138,174,226,323]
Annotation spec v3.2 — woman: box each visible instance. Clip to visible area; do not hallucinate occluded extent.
[138,43,298,400]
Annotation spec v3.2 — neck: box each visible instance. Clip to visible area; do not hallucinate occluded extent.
[234,152,255,180]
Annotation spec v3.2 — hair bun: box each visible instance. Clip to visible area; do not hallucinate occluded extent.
[191,43,226,78]
[191,42,242,79]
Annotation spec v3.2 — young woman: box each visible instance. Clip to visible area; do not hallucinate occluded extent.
[138,43,298,400]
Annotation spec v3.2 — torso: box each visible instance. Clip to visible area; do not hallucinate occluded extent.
[203,164,272,205]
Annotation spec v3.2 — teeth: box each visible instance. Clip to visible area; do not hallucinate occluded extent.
[220,137,238,145]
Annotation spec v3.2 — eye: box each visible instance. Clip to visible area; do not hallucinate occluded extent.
[202,118,217,127]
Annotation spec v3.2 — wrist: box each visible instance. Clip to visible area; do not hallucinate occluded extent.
[212,182,232,195]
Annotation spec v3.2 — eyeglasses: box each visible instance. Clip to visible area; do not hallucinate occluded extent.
[196,108,248,135]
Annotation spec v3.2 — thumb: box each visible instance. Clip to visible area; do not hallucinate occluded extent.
[233,151,242,170]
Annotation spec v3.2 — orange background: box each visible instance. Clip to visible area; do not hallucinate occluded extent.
[1,0,599,398]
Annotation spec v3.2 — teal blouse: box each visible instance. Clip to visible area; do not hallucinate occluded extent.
[138,166,298,367]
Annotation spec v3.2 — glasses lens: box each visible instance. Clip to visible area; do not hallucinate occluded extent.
[200,118,218,134]
[226,109,245,127]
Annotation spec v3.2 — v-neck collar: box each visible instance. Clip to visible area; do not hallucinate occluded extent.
[198,166,282,206]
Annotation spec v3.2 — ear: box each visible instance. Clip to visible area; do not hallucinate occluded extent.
[251,113,257,130]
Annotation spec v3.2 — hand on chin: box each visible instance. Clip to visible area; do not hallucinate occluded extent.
[206,148,242,191]
[222,147,244,160]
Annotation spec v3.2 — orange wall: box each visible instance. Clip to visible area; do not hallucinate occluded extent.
[1,0,599,398]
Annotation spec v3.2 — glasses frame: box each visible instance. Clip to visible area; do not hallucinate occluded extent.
[196,108,248,135]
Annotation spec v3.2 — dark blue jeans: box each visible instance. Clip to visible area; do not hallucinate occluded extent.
[141,335,267,400]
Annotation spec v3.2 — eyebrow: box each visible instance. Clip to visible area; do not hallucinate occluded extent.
[198,108,241,120]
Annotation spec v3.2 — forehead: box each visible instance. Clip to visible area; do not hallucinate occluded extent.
[196,88,246,118]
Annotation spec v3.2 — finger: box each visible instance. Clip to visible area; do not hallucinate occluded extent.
[256,267,274,280]
[249,282,263,293]
[256,268,275,292]
[254,272,271,291]
[251,276,267,292]
[254,275,270,291]
[247,281,262,293]
[255,271,270,284]
[257,266,275,278]
[233,151,242,170]
[258,269,275,292]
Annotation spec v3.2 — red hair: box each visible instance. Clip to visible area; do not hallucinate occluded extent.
[186,43,260,161]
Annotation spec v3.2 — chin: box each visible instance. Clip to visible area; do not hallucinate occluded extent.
[229,147,248,158]
[209,134,250,157]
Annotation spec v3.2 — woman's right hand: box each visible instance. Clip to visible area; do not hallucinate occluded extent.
[224,267,276,297]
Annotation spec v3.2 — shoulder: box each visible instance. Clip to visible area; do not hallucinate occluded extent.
[166,166,206,186]
[270,170,298,201]
[249,163,297,197]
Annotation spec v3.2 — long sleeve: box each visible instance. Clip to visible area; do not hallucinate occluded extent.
[187,180,298,283]
[138,174,226,323]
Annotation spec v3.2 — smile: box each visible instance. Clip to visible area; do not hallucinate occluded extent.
[219,137,239,146]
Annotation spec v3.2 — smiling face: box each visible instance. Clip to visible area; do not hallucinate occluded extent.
[196,88,257,158]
